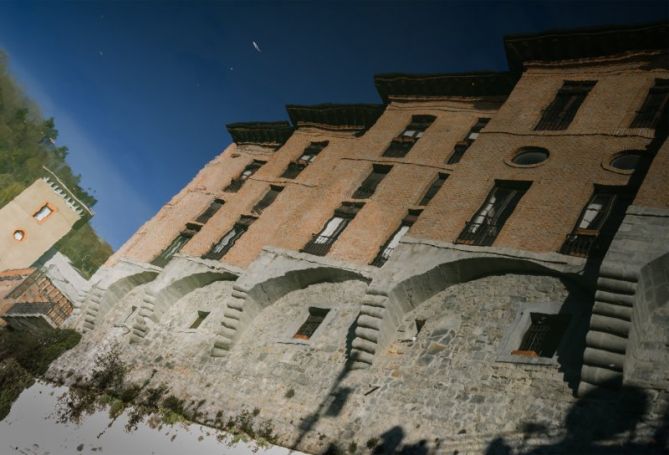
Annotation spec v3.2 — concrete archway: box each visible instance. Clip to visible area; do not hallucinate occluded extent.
[131,269,237,342]
[212,264,370,356]
[82,269,159,332]
[350,255,583,368]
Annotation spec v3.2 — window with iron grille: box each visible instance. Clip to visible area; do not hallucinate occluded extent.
[224,160,265,192]
[371,210,421,267]
[352,164,392,199]
[446,118,490,164]
[535,81,596,130]
[281,141,328,179]
[631,79,669,129]
[456,181,530,247]
[151,223,201,267]
[252,185,284,215]
[302,202,363,256]
[189,311,210,329]
[195,198,225,224]
[383,115,435,158]
[293,307,330,340]
[513,313,570,358]
[560,187,621,257]
[419,173,448,206]
[202,216,256,260]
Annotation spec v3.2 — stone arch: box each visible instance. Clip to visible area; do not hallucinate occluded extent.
[212,265,370,356]
[624,252,669,389]
[131,270,237,342]
[350,255,584,368]
[82,270,159,332]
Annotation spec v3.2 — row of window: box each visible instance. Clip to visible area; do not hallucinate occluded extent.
[152,169,621,268]
[149,78,665,267]
[219,78,665,194]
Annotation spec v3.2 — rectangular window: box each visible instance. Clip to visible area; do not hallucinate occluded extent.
[224,160,265,192]
[512,313,570,358]
[446,118,490,164]
[252,185,284,215]
[189,311,210,329]
[371,210,421,267]
[352,164,392,199]
[456,181,530,246]
[560,187,621,257]
[293,307,330,340]
[631,79,669,129]
[281,141,328,179]
[195,198,225,224]
[202,215,256,260]
[151,223,201,267]
[383,115,435,158]
[419,173,448,206]
[33,203,54,222]
[301,202,363,256]
[535,81,596,130]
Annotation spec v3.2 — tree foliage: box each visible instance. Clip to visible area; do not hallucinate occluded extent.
[0,50,112,275]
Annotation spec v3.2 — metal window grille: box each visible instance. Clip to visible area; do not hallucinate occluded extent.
[631,79,669,129]
[456,183,528,247]
[203,222,250,260]
[302,203,362,256]
[535,81,596,131]
[516,313,570,358]
[293,308,330,340]
[560,190,618,257]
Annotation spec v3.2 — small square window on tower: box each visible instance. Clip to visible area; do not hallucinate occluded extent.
[33,203,55,222]
[293,307,330,340]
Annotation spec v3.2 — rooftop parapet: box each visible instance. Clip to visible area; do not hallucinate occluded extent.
[226,121,294,148]
[504,22,669,72]
[42,166,94,219]
[286,103,385,132]
[374,72,517,103]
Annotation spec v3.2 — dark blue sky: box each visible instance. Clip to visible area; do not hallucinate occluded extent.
[0,1,666,249]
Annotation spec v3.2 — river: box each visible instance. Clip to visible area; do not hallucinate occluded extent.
[0,381,303,455]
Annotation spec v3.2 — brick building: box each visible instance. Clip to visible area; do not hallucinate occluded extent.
[55,23,669,453]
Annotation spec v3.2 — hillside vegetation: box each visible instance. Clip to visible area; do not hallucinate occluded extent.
[0,51,112,276]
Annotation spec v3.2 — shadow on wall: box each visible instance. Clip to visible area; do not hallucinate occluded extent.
[484,380,668,455]
[291,315,360,450]
[318,381,668,454]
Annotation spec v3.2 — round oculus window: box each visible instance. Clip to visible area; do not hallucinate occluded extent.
[511,147,549,166]
[610,153,641,171]
[13,230,25,241]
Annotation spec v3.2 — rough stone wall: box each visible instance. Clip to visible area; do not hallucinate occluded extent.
[50,267,667,453]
